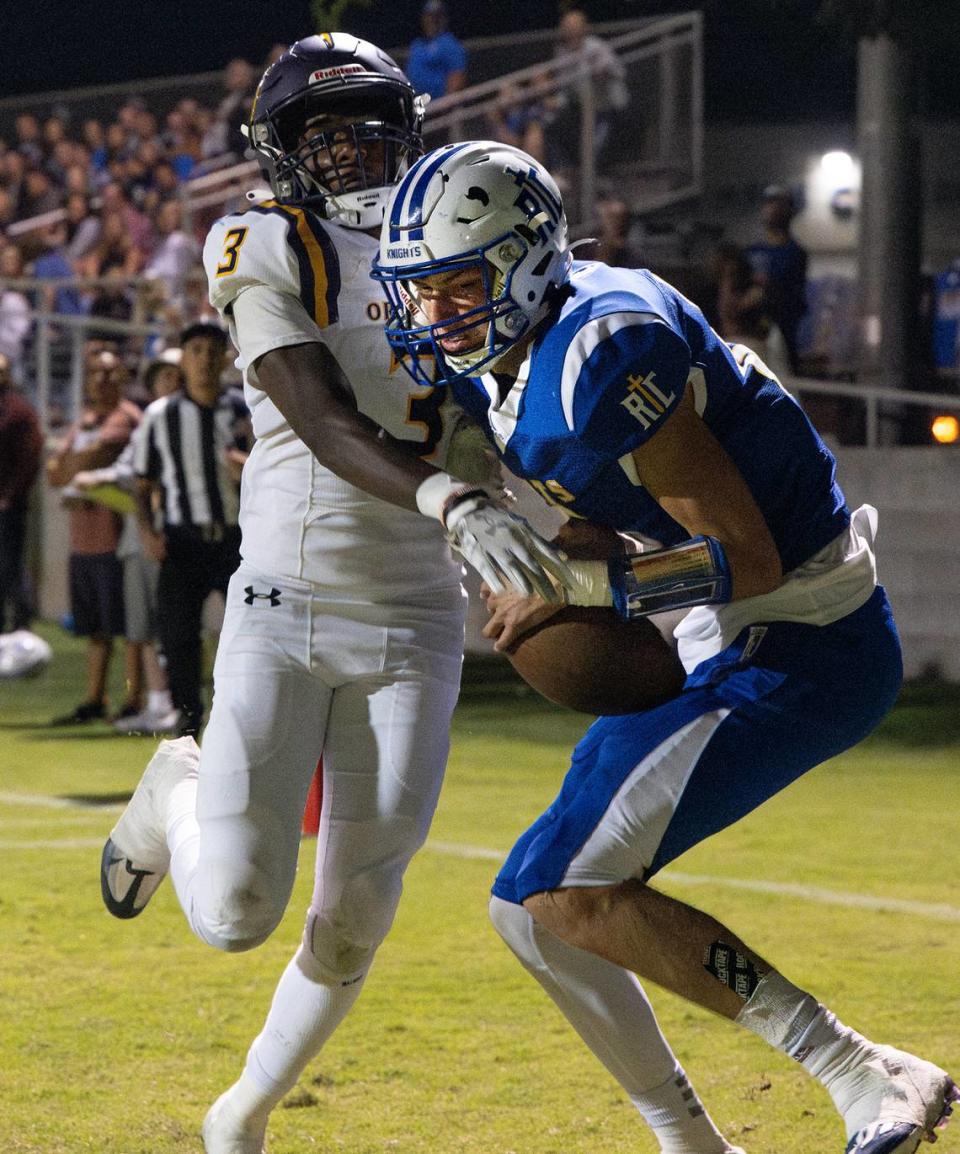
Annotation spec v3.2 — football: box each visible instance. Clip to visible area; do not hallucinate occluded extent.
[503,606,685,715]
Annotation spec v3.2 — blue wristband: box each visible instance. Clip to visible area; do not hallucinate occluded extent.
[608,535,733,619]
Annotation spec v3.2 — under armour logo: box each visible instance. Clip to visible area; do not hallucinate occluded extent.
[244,585,281,606]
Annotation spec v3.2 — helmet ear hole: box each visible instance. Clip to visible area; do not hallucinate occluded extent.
[531,252,553,277]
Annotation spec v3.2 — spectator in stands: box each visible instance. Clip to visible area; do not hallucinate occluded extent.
[407,0,467,101]
[47,348,141,725]
[712,241,772,359]
[485,74,552,164]
[2,149,27,217]
[79,208,143,281]
[0,188,15,233]
[550,7,629,169]
[0,244,32,378]
[42,114,69,158]
[587,196,643,268]
[82,118,105,159]
[45,137,75,187]
[116,98,149,153]
[64,192,101,262]
[0,352,43,634]
[203,57,257,162]
[144,198,201,316]
[151,159,180,202]
[745,184,808,375]
[20,164,61,218]
[14,114,43,166]
[30,222,87,317]
[101,180,154,260]
[133,320,249,737]
[63,160,93,197]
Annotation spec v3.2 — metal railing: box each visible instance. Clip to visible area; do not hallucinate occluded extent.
[790,376,960,448]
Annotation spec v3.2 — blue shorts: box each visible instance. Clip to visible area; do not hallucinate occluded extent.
[492,587,902,906]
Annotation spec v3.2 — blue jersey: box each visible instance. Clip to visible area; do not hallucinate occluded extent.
[451,262,848,573]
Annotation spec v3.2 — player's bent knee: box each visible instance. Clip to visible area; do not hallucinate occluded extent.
[523,885,617,949]
[194,860,287,952]
[304,866,405,982]
[490,894,538,956]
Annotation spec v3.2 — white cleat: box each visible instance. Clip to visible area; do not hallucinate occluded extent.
[202,1091,267,1154]
[843,1046,958,1154]
[100,737,199,919]
[113,706,182,736]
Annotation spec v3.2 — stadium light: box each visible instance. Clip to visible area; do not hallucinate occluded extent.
[931,414,959,444]
[821,150,856,185]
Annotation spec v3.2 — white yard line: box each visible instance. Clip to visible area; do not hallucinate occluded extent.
[0,790,124,812]
[2,803,958,925]
[0,838,103,850]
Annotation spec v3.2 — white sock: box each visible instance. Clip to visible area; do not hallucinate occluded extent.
[632,1067,731,1154]
[222,944,367,1125]
[165,770,201,929]
[147,689,172,714]
[736,971,876,1129]
[490,897,729,1153]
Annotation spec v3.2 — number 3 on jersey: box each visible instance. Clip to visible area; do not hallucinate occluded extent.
[216,226,248,277]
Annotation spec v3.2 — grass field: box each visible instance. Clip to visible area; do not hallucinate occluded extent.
[1,625,958,1154]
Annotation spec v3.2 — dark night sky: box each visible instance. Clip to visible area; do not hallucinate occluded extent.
[1,0,957,121]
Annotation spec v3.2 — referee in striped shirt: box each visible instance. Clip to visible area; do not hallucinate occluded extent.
[133,321,250,737]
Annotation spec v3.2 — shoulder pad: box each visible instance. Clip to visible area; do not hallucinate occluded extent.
[559,312,689,458]
[204,202,341,328]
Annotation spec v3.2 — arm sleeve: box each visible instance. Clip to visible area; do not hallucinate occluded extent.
[205,207,340,345]
[569,313,691,460]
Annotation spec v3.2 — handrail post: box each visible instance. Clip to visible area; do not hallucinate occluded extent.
[34,313,51,430]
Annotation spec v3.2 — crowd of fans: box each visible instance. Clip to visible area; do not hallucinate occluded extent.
[0,47,287,401]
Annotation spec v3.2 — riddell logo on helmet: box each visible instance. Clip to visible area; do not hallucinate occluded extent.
[310,65,366,82]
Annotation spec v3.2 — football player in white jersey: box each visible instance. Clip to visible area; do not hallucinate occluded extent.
[99,39,567,1154]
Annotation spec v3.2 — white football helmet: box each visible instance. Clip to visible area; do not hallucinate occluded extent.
[0,630,52,678]
[372,141,570,386]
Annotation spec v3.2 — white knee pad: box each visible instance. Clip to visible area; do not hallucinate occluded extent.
[305,863,405,983]
[195,858,288,953]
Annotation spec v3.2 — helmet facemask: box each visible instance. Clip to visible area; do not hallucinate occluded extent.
[373,141,571,387]
[379,240,536,387]
[248,80,424,229]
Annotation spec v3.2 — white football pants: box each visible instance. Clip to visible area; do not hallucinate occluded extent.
[170,561,465,980]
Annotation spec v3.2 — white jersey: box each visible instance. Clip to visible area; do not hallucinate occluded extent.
[204,199,462,598]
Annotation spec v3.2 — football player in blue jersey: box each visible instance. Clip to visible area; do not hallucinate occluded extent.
[98,47,568,1154]
[372,141,958,1154]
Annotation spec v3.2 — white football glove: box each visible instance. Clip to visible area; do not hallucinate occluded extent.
[444,495,572,601]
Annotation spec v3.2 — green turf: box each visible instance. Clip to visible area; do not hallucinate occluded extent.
[1,624,958,1152]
